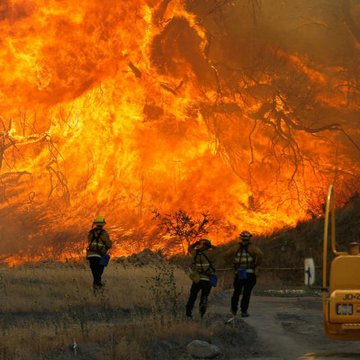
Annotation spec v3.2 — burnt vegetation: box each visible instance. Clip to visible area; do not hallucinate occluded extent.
[153,209,219,254]
[146,0,360,222]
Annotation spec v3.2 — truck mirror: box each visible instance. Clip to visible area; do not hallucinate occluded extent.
[304,258,315,286]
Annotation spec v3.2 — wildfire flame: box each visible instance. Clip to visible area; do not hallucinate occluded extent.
[0,0,359,265]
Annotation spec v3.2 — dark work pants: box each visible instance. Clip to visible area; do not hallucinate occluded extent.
[186,280,212,317]
[231,273,256,314]
[89,257,105,287]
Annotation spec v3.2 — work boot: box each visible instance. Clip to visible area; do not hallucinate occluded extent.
[186,305,193,319]
[241,311,250,317]
[199,304,207,318]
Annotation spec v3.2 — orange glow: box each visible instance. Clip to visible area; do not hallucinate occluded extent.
[0,1,359,264]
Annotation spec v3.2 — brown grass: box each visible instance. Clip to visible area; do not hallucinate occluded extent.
[0,261,189,312]
[0,261,202,360]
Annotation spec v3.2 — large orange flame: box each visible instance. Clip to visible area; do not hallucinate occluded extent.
[0,0,359,264]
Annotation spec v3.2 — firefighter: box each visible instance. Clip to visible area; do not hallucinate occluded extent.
[186,238,216,319]
[225,231,263,317]
[86,215,112,292]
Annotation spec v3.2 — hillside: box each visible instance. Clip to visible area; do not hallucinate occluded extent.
[258,193,360,278]
[170,193,360,286]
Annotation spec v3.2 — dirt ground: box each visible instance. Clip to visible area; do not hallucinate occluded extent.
[209,291,360,360]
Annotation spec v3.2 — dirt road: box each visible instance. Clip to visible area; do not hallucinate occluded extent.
[212,292,360,359]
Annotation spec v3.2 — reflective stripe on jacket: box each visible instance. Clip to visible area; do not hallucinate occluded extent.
[234,247,255,273]
[223,242,263,275]
[86,227,112,259]
[194,252,214,281]
[188,242,216,281]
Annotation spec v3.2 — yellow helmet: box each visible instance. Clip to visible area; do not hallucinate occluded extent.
[240,231,252,240]
[93,215,106,225]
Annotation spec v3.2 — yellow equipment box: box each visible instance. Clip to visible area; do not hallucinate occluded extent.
[329,290,360,323]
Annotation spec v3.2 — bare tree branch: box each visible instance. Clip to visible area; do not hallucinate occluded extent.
[152,209,219,254]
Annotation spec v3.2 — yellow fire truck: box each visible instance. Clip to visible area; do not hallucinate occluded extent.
[307,185,360,340]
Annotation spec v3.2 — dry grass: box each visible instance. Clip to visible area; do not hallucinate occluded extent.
[0,261,189,312]
[0,261,199,360]
[0,316,210,360]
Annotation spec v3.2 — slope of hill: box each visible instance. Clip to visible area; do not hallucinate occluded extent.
[170,194,360,286]
[258,193,360,276]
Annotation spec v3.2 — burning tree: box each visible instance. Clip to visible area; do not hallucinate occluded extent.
[1,0,360,263]
[183,0,360,211]
[153,209,219,254]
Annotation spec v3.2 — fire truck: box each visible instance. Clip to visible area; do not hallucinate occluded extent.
[305,185,360,340]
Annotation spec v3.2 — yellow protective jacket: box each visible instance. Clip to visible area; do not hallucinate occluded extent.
[86,227,112,259]
[224,242,263,274]
[189,245,215,281]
